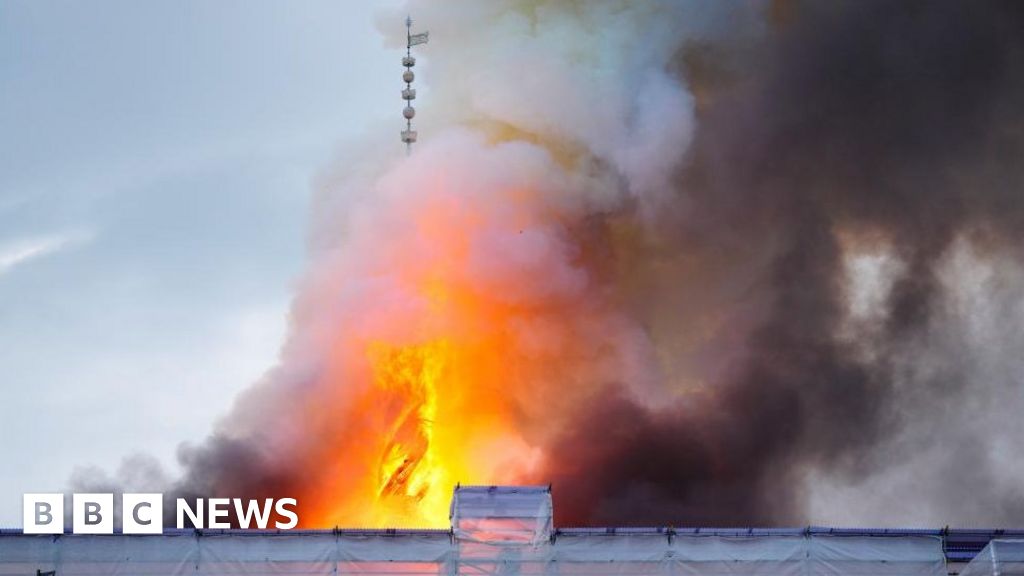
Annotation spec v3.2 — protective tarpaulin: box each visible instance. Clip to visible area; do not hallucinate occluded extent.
[0,531,946,576]
[0,486,947,576]
[960,540,1024,576]
[450,486,552,545]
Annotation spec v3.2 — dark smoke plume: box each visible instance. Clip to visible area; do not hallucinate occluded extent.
[76,0,1024,529]
[541,0,1024,526]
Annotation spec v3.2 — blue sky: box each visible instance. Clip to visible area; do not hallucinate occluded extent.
[0,0,401,526]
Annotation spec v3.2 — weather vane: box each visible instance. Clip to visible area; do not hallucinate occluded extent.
[401,16,429,155]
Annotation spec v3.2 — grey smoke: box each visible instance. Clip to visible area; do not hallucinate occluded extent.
[539,0,1024,527]
[75,0,1024,529]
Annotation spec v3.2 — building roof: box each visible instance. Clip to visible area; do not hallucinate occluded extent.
[1,486,1021,574]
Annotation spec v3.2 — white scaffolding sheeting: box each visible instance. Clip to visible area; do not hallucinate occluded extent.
[450,486,552,545]
[0,532,946,576]
[960,540,1024,576]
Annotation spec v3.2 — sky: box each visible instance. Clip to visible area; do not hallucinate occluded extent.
[4,0,1023,533]
[0,0,402,527]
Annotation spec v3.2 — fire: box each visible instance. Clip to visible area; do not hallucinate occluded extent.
[293,180,550,528]
[369,340,449,524]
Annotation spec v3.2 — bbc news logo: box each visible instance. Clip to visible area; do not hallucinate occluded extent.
[23,493,298,534]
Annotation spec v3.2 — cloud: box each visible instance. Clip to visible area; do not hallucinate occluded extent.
[0,231,93,277]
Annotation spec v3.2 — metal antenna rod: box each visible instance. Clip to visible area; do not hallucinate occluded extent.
[401,16,429,156]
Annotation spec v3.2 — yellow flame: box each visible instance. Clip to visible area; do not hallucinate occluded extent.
[366,340,452,525]
[295,189,547,529]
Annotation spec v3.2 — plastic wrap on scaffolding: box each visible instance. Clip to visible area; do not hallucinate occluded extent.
[0,485,949,576]
[960,540,1024,576]
[0,530,946,576]
[450,485,553,545]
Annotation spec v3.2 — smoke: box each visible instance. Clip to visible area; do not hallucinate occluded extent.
[548,0,1024,526]
[76,0,1024,528]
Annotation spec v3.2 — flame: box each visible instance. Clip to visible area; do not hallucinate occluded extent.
[293,184,549,528]
[368,340,449,524]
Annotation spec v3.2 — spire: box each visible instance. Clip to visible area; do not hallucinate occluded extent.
[401,16,429,155]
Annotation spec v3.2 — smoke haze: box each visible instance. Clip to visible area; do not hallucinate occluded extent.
[76,0,1024,528]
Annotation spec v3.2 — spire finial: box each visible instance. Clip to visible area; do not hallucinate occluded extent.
[400,17,429,155]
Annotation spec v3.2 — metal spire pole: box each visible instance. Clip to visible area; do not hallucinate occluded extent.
[401,16,428,156]
[404,16,412,156]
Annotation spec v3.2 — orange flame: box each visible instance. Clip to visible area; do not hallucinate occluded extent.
[293,184,551,528]
[368,340,449,524]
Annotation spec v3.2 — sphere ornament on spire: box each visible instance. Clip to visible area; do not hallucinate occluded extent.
[400,16,429,155]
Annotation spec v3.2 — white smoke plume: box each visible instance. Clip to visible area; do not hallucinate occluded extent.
[76,0,1024,528]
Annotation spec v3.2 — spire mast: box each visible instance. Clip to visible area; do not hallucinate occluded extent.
[401,16,429,156]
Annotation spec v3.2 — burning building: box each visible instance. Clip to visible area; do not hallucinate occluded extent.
[68,0,1024,534]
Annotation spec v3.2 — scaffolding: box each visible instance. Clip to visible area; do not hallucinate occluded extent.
[0,486,955,576]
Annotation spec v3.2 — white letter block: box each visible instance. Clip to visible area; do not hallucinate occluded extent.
[73,493,113,534]
[123,493,163,534]
[23,494,63,534]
